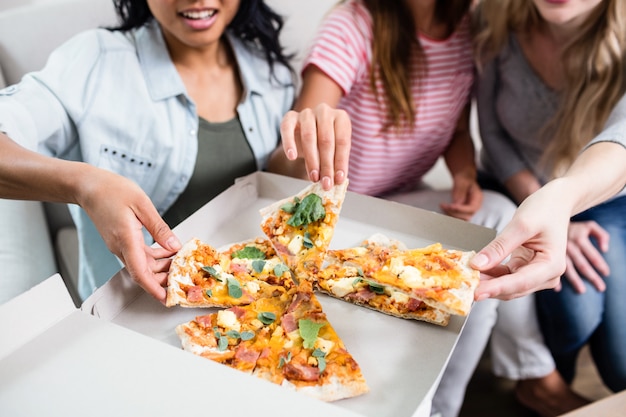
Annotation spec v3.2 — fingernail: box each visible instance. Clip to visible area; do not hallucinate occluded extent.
[309,170,319,182]
[475,292,490,302]
[335,170,345,183]
[322,176,332,190]
[286,148,296,160]
[166,236,181,251]
[471,253,488,268]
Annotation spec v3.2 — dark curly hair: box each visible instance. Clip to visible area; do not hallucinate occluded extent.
[109,0,293,76]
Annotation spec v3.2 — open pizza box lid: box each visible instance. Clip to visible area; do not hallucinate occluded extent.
[0,172,495,417]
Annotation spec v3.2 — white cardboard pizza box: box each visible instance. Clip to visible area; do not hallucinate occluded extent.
[0,274,363,417]
[0,172,495,417]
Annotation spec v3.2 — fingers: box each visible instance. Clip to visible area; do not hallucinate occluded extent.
[118,239,168,304]
[470,225,528,271]
[280,105,351,189]
[312,106,337,188]
[125,199,179,304]
[476,261,561,300]
[135,197,181,253]
[280,110,300,161]
[563,256,588,293]
[332,110,351,185]
[567,221,609,291]
[441,183,482,221]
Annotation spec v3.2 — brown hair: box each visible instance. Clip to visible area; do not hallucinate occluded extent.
[474,0,626,177]
[362,0,471,130]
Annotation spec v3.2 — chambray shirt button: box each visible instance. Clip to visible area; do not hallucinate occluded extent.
[0,85,18,95]
[180,175,188,183]
[189,129,196,136]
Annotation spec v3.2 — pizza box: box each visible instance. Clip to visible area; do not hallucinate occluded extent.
[0,172,495,417]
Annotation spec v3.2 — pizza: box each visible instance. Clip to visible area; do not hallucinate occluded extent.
[357,241,479,316]
[316,234,451,326]
[170,180,479,402]
[166,237,294,308]
[175,280,369,402]
[175,289,293,374]
[259,180,348,281]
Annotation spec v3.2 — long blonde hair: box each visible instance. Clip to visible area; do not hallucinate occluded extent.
[474,0,626,177]
[362,0,471,130]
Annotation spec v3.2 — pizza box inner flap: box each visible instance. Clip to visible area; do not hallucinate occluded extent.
[0,275,362,417]
[81,172,495,417]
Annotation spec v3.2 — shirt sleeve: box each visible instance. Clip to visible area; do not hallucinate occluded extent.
[476,57,529,183]
[301,2,371,96]
[0,30,102,156]
[585,91,626,151]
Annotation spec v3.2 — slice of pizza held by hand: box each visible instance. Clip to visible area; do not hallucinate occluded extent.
[365,242,479,317]
[316,234,451,326]
[175,280,369,402]
[260,180,348,281]
[166,237,294,308]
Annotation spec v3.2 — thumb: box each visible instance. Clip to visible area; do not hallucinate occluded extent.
[471,226,524,271]
[136,202,181,252]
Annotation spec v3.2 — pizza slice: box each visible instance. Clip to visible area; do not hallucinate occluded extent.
[166,237,294,308]
[175,289,293,374]
[316,236,451,326]
[176,280,369,401]
[252,280,369,401]
[259,180,348,281]
[364,242,479,316]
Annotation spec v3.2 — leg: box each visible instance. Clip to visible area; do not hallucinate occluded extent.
[576,197,626,392]
[387,190,517,416]
[589,223,626,391]
[491,295,589,416]
[431,298,500,417]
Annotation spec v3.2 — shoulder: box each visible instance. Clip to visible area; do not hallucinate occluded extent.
[48,28,134,64]
[322,0,372,38]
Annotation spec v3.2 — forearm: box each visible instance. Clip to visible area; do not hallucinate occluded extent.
[503,170,541,205]
[554,141,626,216]
[0,133,93,204]
[443,105,476,181]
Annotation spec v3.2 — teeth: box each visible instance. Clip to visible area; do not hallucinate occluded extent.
[181,10,216,20]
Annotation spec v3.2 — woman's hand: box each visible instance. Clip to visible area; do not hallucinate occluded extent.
[280,103,351,190]
[470,181,570,300]
[564,220,609,293]
[440,173,483,221]
[76,167,181,304]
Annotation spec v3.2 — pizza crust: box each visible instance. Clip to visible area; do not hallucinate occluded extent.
[166,238,202,307]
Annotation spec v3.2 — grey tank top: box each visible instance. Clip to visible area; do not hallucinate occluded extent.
[162,116,257,227]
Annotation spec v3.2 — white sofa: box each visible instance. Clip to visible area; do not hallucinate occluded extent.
[0,0,454,306]
[0,0,119,305]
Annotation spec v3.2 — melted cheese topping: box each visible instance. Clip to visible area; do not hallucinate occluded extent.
[217,310,241,332]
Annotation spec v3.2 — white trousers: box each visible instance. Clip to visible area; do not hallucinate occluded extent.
[387,188,555,417]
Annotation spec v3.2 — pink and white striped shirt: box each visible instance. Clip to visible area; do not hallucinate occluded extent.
[302,0,474,196]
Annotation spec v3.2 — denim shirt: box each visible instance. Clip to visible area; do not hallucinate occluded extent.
[0,20,295,300]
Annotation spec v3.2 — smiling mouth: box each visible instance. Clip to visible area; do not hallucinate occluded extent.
[179,9,217,20]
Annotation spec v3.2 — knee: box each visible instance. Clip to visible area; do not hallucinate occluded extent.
[472,191,517,234]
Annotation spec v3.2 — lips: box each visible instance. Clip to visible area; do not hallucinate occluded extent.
[179,9,217,20]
